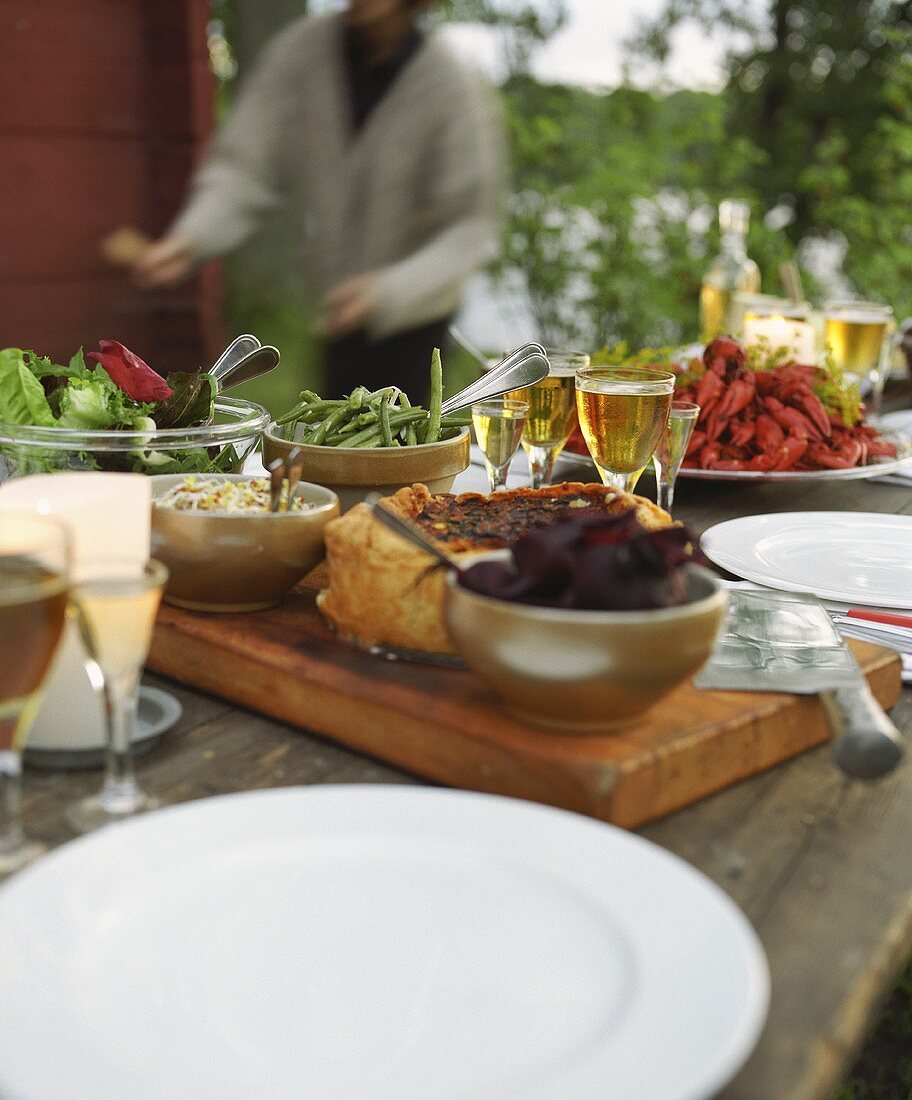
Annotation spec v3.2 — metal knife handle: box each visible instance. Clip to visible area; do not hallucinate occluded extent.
[822,682,904,780]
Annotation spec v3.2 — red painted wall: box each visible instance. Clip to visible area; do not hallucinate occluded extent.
[0,0,222,371]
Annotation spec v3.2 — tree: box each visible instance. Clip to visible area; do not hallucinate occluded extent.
[629,0,912,318]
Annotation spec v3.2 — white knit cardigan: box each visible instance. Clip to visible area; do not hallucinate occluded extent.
[171,13,506,338]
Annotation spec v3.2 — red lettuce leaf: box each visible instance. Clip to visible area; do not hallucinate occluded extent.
[86,340,173,403]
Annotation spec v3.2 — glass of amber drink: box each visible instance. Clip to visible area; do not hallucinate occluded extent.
[575,366,675,493]
[824,301,893,422]
[509,350,589,488]
[67,558,168,833]
[0,514,71,873]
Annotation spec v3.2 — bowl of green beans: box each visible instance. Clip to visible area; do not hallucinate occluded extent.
[263,355,470,511]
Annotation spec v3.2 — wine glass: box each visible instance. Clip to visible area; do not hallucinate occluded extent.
[653,402,700,515]
[0,513,71,873]
[471,398,529,492]
[67,558,168,833]
[509,350,589,488]
[575,367,675,492]
[823,300,893,422]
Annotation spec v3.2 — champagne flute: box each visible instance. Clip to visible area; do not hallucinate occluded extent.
[575,367,675,492]
[67,558,168,833]
[824,300,893,422]
[653,402,700,514]
[509,349,589,488]
[471,398,529,492]
[0,514,71,873]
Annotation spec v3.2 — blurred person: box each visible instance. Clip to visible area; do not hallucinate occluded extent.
[135,0,505,402]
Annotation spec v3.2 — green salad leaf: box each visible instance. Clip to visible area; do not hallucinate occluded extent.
[56,368,155,431]
[155,371,217,429]
[0,348,56,426]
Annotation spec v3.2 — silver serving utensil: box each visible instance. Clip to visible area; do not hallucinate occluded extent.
[695,588,903,780]
[439,343,550,417]
[283,447,305,507]
[268,457,285,513]
[367,495,458,570]
[210,335,260,385]
[214,345,280,393]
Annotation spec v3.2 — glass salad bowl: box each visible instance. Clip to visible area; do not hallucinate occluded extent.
[0,398,270,481]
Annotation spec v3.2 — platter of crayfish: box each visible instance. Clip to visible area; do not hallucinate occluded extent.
[563,337,912,483]
[674,337,911,481]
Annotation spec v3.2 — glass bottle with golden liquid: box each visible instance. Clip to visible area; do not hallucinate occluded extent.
[700,200,761,341]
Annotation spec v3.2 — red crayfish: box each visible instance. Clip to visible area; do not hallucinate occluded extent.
[677,338,897,472]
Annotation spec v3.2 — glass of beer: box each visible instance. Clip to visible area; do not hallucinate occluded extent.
[67,558,168,833]
[653,402,700,515]
[0,514,71,873]
[575,366,675,492]
[471,398,529,493]
[509,349,589,488]
[824,300,893,421]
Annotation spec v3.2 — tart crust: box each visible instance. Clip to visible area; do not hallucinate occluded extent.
[317,483,673,654]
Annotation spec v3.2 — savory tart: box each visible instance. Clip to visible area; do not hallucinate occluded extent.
[317,483,673,654]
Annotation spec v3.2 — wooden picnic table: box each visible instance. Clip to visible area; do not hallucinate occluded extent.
[19,408,912,1100]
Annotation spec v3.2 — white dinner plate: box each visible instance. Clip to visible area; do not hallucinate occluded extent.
[676,430,912,482]
[701,512,912,608]
[556,431,912,483]
[0,786,768,1100]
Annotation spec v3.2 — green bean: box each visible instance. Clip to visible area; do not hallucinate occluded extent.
[398,393,418,446]
[340,409,424,448]
[348,386,370,409]
[274,399,343,426]
[307,404,354,446]
[273,401,309,427]
[363,386,399,405]
[379,393,394,447]
[440,413,471,427]
[298,390,320,405]
[425,347,442,444]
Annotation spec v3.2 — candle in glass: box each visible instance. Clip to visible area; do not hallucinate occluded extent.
[0,473,151,752]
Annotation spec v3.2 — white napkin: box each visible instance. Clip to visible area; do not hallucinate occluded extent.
[721,581,912,684]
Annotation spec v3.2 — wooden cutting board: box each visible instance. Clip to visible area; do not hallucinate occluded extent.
[148,588,902,829]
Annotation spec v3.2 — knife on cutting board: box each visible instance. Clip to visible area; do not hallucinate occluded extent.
[694,588,903,779]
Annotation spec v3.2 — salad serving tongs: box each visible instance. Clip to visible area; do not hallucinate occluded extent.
[210,336,281,393]
[268,447,305,512]
[439,343,550,416]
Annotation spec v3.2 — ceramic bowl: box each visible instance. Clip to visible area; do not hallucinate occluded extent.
[444,563,728,733]
[262,425,470,512]
[150,474,339,612]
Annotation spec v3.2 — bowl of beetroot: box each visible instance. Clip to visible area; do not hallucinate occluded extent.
[443,510,727,732]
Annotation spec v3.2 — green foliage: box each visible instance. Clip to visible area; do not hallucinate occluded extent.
[490,1,912,352]
[494,78,785,347]
[835,958,912,1099]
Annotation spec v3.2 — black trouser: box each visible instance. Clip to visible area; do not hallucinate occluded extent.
[322,317,452,408]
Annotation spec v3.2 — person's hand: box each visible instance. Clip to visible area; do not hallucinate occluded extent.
[322,274,378,338]
[133,235,195,288]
